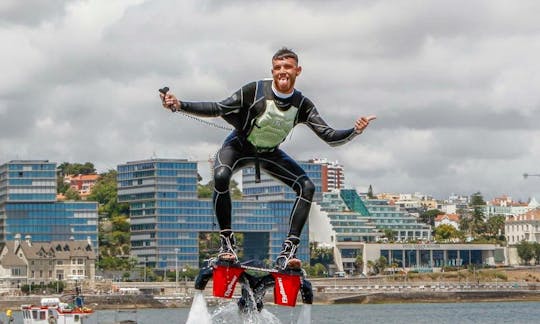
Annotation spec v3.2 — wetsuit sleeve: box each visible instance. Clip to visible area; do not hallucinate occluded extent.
[180,84,250,117]
[299,99,359,147]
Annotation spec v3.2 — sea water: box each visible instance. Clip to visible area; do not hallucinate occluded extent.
[6,301,539,323]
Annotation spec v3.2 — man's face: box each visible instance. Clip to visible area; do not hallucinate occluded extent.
[271,57,302,94]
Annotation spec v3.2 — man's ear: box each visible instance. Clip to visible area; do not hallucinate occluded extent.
[296,65,302,76]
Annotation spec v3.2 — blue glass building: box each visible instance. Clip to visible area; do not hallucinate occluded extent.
[117,159,309,270]
[0,160,98,248]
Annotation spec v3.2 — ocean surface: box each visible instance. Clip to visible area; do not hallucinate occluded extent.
[6,300,539,323]
[21,300,538,324]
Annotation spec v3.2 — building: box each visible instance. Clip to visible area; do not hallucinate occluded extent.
[117,158,309,271]
[360,196,432,242]
[0,160,98,248]
[64,174,100,199]
[308,158,344,192]
[362,243,503,273]
[0,234,96,287]
[485,196,539,219]
[434,213,460,230]
[308,189,433,274]
[505,208,540,245]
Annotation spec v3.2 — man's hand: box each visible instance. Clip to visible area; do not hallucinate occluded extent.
[355,115,376,134]
[159,91,181,112]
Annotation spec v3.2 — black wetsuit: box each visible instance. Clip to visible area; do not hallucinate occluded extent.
[180,79,358,238]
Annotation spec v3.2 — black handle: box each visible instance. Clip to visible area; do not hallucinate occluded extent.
[159,87,169,95]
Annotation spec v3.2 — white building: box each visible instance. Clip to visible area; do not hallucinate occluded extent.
[505,208,540,245]
[434,213,460,230]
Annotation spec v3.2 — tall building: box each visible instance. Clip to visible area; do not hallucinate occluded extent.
[309,158,344,192]
[117,158,308,270]
[0,160,98,248]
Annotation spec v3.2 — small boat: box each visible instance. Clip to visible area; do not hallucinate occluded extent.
[21,297,95,324]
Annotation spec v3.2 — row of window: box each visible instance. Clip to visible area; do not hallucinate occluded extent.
[7,171,56,178]
[118,162,196,172]
[5,202,97,210]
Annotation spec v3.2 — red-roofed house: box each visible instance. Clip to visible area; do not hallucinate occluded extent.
[434,213,460,230]
[64,174,100,199]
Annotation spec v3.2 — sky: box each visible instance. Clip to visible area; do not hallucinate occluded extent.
[1,0,539,201]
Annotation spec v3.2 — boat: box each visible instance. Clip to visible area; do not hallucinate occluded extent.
[21,297,95,324]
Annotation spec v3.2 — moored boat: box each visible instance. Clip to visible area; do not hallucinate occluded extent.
[21,297,94,324]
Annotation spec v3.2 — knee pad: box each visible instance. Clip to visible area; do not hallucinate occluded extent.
[298,177,315,200]
[214,166,232,192]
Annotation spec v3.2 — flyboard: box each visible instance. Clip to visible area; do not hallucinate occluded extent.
[195,259,313,312]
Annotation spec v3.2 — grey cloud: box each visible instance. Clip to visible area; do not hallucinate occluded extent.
[0,0,69,26]
[1,0,540,202]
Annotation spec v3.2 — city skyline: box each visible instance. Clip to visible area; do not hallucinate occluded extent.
[1,1,539,201]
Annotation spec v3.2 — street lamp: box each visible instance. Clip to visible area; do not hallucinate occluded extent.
[523,173,540,179]
[174,248,179,292]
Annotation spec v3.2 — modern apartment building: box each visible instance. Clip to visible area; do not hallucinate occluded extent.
[308,158,344,192]
[0,160,98,248]
[117,159,309,270]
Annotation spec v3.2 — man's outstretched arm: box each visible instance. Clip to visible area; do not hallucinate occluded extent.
[303,105,376,146]
[159,86,248,117]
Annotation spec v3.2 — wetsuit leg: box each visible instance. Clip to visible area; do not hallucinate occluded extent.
[258,150,315,237]
[213,137,252,230]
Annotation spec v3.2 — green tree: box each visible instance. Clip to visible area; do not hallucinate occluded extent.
[434,224,461,242]
[308,263,327,277]
[383,229,397,242]
[469,192,486,236]
[419,209,442,226]
[516,240,535,265]
[367,185,374,199]
[533,242,540,265]
[310,243,334,267]
[87,170,131,271]
[197,179,242,199]
[485,215,505,239]
[87,170,128,217]
[376,256,387,274]
[58,162,96,176]
[354,255,364,274]
[64,187,81,200]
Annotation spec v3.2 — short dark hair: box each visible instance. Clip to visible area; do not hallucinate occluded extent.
[272,47,298,63]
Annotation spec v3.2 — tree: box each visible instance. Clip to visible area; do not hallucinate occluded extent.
[383,229,397,242]
[533,242,540,265]
[367,185,374,199]
[197,179,242,199]
[87,170,128,218]
[308,263,327,277]
[516,240,535,265]
[419,209,442,226]
[87,170,131,271]
[58,162,96,176]
[469,192,486,236]
[485,215,505,239]
[64,187,81,201]
[434,224,461,242]
[310,243,334,267]
[354,255,364,274]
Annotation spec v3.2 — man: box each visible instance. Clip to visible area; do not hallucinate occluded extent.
[160,47,376,270]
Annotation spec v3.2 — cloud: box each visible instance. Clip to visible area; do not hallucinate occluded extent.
[1,0,539,202]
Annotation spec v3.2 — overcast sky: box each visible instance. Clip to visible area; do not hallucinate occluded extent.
[1,0,539,201]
